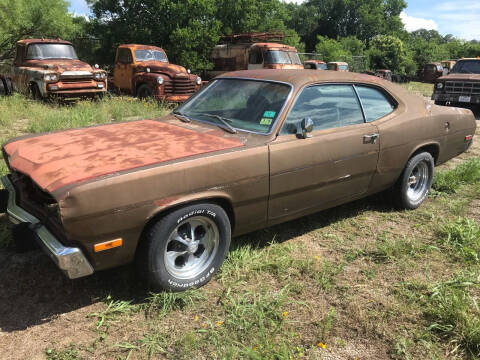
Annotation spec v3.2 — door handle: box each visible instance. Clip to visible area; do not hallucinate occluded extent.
[363,133,379,144]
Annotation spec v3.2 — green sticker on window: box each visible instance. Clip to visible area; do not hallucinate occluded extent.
[260,117,273,125]
[263,111,276,118]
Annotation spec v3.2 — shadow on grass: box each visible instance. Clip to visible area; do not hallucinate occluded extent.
[0,192,395,332]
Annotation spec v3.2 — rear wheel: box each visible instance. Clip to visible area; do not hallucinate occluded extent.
[137,84,153,100]
[137,203,231,291]
[393,152,434,209]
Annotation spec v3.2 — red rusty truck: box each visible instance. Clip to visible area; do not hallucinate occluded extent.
[112,44,202,102]
[5,38,107,99]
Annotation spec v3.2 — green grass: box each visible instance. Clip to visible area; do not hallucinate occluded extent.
[45,344,80,360]
[437,217,480,263]
[433,158,480,194]
[399,81,434,97]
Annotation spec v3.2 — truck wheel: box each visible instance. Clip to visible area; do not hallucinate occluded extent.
[137,84,153,99]
[137,203,231,291]
[392,152,434,209]
[30,83,42,100]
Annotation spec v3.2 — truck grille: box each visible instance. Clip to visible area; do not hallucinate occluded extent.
[445,81,480,95]
[164,76,196,95]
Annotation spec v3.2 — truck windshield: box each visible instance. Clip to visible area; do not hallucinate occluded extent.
[26,44,78,60]
[317,63,327,70]
[265,51,300,65]
[175,79,291,134]
[134,50,168,62]
[451,60,480,74]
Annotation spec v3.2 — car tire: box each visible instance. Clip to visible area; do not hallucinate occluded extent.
[30,83,42,100]
[136,203,231,291]
[393,152,434,209]
[137,84,153,100]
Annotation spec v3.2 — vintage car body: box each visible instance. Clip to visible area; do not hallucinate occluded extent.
[327,62,349,72]
[432,58,480,107]
[375,69,392,81]
[0,70,476,288]
[208,33,303,79]
[423,62,444,83]
[304,60,327,70]
[5,39,107,99]
[112,44,202,102]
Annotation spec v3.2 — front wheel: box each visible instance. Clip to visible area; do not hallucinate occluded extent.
[137,84,153,100]
[393,152,434,209]
[137,203,231,291]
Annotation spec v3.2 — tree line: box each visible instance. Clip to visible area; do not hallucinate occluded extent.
[0,0,479,75]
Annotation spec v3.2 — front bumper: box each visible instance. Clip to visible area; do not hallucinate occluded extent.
[0,176,94,279]
[432,92,480,104]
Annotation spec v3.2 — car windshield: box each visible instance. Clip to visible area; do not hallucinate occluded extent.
[265,51,293,65]
[288,52,302,65]
[26,44,78,60]
[176,79,291,134]
[451,60,480,74]
[134,50,168,62]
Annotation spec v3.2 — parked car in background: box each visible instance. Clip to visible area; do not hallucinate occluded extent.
[422,62,443,83]
[3,39,107,100]
[441,60,457,75]
[327,62,349,71]
[304,60,327,70]
[1,70,475,291]
[208,32,303,79]
[432,57,480,107]
[375,69,392,81]
[112,44,202,102]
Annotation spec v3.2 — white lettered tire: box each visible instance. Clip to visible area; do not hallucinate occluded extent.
[137,203,231,291]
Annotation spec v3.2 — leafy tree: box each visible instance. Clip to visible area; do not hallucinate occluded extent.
[0,0,81,60]
[367,35,413,74]
[315,35,350,63]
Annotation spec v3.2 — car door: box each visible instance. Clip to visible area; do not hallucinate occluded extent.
[268,83,380,222]
[113,48,134,91]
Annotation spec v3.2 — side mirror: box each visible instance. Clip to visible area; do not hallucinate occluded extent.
[298,117,314,139]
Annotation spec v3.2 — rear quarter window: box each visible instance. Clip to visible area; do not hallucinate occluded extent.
[355,85,396,122]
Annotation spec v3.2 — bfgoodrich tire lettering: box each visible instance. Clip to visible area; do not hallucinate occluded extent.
[394,151,434,209]
[137,203,231,291]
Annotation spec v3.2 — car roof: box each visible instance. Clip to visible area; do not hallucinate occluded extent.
[118,44,165,51]
[218,69,393,89]
[17,39,72,45]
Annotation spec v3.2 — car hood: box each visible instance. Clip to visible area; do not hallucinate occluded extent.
[3,120,244,193]
[438,73,480,81]
[136,61,189,77]
[23,59,94,73]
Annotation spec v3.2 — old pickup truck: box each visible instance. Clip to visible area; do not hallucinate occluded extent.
[1,70,476,291]
[208,32,303,79]
[112,44,202,102]
[4,39,107,99]
[432,58,480,107]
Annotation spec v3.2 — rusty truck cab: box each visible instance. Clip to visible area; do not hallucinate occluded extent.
[209,32,302,78]
[304,60,327,70]
[327,62,349,72]
[113,44,202,102]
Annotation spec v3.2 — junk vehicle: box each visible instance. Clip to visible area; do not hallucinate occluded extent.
[304,60,327,70]
[422,62,443,83]
[112,44,202,102]
[1,70,475,290]
[207,32,303,79]
[327,62,349,71]
[4,39,107,99]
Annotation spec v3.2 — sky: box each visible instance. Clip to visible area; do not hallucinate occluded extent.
[68,0,480,41]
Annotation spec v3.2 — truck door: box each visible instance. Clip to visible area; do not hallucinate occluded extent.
[113,48,134,92]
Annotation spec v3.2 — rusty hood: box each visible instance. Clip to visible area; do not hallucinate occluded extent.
[3,120,244,193]
[23,59,94,73]
[136,61,189,77]
[438,73,480,81]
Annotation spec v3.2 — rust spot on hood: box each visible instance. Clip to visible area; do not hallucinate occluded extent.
[4,120,244,193]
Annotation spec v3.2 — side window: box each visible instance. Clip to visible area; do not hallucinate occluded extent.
[248,49,263,64]
[281,84,364,134]
[355,85,396,122]
[304,63,315,70]
[117,49,132,64]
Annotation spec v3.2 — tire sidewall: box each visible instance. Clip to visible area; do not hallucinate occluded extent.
[400,152,434,209]
[147,204,231,291]
[137,84,153,99]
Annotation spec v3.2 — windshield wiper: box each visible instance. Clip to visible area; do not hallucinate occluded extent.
[195,113,237,134]
[172,111,191,123]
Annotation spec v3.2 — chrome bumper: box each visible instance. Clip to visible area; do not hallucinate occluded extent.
[1,176,94,279]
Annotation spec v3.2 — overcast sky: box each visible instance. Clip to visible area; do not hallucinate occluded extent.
[68,0,480,41]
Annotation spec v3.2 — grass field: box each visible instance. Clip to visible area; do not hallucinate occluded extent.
[0,92,479,360]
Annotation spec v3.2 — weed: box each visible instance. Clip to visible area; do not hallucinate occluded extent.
[437,217,480,263]
[318,307,336,342]
[144,289,206,317]
[45,344,80,360]
[88,296,138,329]
[433,158,480,194]
[368,233,421,263]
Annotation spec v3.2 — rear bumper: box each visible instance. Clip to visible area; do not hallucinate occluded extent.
[432,93,480,104]
[0,176,94,279]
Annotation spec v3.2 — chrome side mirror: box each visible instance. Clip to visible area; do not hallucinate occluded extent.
[298,117,314,139]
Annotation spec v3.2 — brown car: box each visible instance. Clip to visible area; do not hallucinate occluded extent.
[1,70,476,291]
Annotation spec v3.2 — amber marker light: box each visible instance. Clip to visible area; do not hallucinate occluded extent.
[94,238,123,252]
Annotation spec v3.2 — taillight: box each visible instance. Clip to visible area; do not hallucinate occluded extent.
[465,135,473,142]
